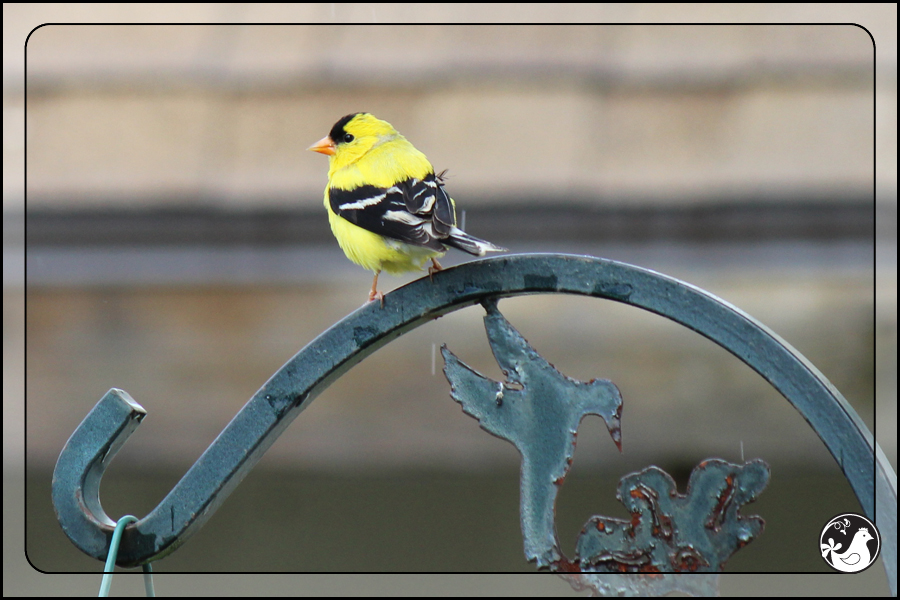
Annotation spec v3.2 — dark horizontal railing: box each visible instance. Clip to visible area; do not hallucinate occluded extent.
[18,197,883,249]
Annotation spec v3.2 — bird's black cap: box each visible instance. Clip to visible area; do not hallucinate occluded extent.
[329,113,363,142]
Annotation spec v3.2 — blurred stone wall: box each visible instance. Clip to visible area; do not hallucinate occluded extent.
[15,22,884,206]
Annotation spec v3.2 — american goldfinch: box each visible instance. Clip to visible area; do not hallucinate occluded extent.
[309,113,506,303]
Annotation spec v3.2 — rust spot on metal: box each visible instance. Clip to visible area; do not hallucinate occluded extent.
[706,471,736,531]
[552,557,581,572]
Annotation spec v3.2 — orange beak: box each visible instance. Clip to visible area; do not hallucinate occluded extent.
[308,136,336,156]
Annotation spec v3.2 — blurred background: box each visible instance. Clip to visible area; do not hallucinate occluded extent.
[6,4,896,596]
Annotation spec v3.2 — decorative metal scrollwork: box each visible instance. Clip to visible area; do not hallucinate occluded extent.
[443,298,770,580]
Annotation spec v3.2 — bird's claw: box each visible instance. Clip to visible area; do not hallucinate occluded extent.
[428,258,444,281]
[368,290,385,307]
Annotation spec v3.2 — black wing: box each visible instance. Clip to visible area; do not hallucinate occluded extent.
[329,173,455,250]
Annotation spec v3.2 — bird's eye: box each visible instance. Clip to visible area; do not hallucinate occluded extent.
[342,133,354,143]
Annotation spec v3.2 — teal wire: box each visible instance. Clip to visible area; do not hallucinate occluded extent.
[98,515,138,597]
[142,563,155,597]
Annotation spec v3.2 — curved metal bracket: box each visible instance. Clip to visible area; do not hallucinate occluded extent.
[52,253,895,584]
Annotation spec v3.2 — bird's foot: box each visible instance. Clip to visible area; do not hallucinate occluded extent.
[368,271,384,307]
[428,258,444,281]
[368,290,385,307]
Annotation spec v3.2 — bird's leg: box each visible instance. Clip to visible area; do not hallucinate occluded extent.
[368,270,384,307]
[428,258,444,281]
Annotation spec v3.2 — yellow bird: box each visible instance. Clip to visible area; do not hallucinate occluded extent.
[309,113,506,303]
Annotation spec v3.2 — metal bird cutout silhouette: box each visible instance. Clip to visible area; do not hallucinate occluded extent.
[441,298,623,568]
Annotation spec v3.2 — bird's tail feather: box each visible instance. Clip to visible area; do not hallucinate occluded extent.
[445,228,506,256]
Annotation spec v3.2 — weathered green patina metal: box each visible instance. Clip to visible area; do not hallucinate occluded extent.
[51,254,895,591]
[442,298,624,568]
[442,300,770,573]
[574,460,770,572]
